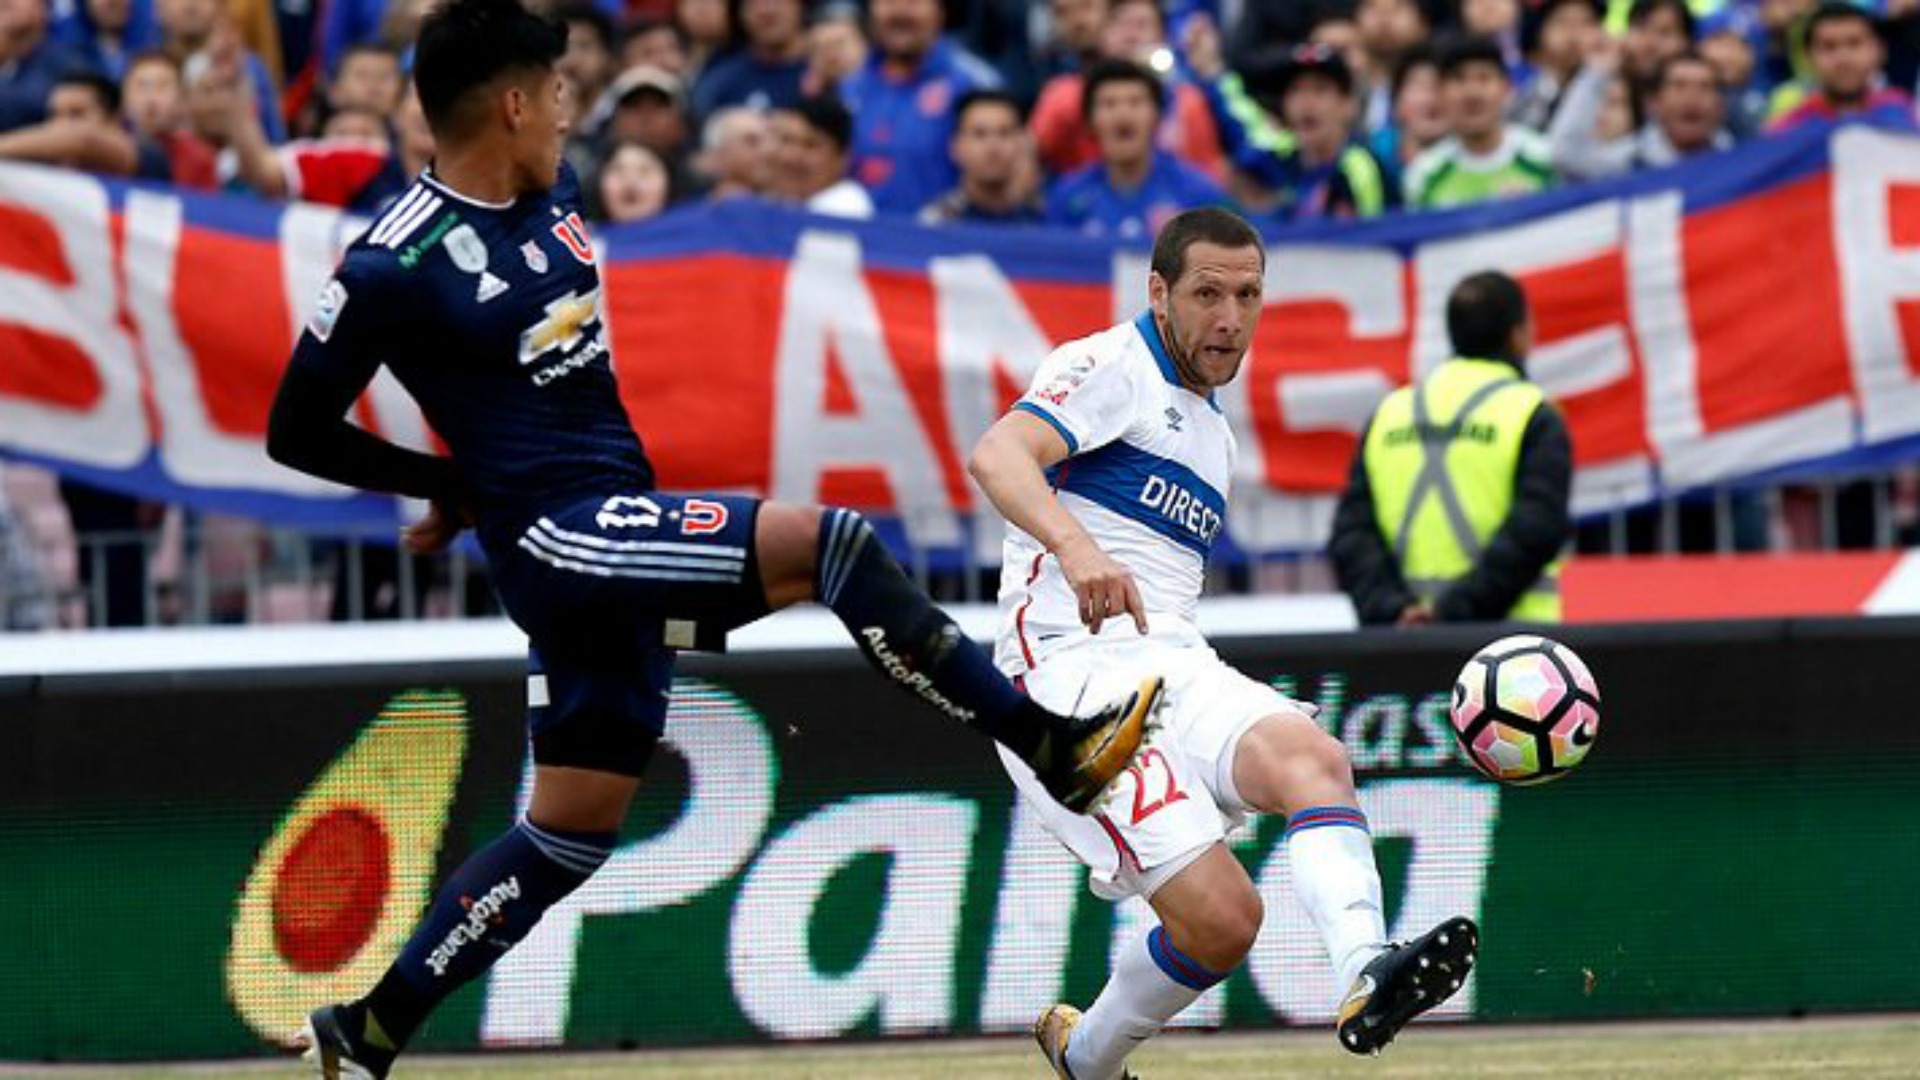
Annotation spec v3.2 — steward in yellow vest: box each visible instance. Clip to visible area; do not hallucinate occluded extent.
[1329,271,1574,625]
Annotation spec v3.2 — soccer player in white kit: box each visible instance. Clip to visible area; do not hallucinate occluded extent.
[968,208,1479,1080]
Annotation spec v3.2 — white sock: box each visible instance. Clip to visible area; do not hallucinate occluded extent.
[1285,807,1388,990]
[1066,926,1225,1080]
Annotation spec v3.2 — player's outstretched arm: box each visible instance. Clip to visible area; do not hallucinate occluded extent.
[969,411,1147,634]
[267,273,469,506]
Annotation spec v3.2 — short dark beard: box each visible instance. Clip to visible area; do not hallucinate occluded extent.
[1156,308,1209,394]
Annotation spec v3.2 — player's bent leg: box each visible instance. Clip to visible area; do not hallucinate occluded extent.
[1046,845,1256,1080]
[1227,707,1359,817]
[1227,711,1477,1055]
[757,501,1159,813]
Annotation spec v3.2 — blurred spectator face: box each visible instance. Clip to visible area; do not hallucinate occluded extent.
[625,24,690,75]
[1283,72,1354,155]
[560,18,614,96]
[1461,0,1520,38]
[122,55,184,136]
[870,0,942,64]
[677,0,731,50]
[1651,55,1722,149]
[1051,0,1108,59]
[598,142,670,222]
[85,0,131,34]
[1356,0,1428,62]
[742,0,804,54]
[1536,0,1600,74]
[1309,18,1368,82]
[1625,3,1691,83]
[158,0,220,45]
[1441,58,1509,142]
[1100,0,1163,61]
[1088,77,1158,167]
[49,81,113,126]
[331,48,401,115]
[610,87,686,156]
[951,97,1024,188]
[768,108,845,198]
[1395,61,1447,148]
[702,107,769,191]
[1700,29,1754,89]
[1807,14,1883,105]
[0,0,49,54]
[321,106,389,144]
[807,15,866,84]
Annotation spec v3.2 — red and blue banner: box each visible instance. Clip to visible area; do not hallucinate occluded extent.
[4,120,1920,555]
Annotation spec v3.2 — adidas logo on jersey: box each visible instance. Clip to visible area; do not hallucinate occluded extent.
[476,272,509,303]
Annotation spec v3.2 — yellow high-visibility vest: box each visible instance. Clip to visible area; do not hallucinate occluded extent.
[1362,357,1564,622]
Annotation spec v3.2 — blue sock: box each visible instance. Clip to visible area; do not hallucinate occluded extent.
[815,508,1050,758]
[360,818,614,1047]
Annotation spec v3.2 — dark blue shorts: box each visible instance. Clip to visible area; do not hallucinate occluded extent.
[491,491,767,771]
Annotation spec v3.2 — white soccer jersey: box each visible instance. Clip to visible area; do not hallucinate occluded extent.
[994,311,1236,676]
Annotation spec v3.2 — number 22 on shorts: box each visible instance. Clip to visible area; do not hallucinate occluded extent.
[1125,747,1188,825]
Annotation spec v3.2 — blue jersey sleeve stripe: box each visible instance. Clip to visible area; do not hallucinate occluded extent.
[1012,402,1079,455]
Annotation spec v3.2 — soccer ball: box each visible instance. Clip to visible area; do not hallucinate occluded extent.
[1449,635,1600,785]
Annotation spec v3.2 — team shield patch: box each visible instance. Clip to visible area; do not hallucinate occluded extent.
[308,278,348,342]
[442,224,489,273]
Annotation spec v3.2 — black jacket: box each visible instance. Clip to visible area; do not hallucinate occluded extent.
[1328,370,1574,625]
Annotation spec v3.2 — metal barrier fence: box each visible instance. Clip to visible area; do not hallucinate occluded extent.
[2,461,1915,630]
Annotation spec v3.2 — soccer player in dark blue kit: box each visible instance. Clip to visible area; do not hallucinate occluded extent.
[267,1,1163,1075]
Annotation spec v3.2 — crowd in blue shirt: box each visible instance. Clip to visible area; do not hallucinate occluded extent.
[6,0,1920,234]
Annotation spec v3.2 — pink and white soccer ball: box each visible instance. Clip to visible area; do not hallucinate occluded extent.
[1450,635,1601,785]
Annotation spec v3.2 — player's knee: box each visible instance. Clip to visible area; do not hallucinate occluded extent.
[1293,722,1356,788]
[1236,714,1355,811]
[755,501,827,605]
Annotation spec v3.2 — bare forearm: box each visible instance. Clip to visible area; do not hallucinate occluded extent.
[229,111,286,198]
[0,125,138,174]
[968,433,1092,555]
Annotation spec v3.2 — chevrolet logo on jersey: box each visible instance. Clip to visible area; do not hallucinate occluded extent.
[518,289,602,366]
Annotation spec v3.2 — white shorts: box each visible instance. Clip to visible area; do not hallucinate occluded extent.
[997,631,1312,901]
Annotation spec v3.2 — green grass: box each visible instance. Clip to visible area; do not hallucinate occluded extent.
[11,1018,1920,1079]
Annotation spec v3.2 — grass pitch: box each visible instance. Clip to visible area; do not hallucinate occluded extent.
[9,1016,1919,1079]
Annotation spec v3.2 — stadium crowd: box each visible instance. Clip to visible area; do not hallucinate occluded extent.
[1,0,1917,628]
[0,0,1914,228]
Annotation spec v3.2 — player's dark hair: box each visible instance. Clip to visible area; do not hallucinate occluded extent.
[1150,207,1264,287]
[57,70,120,115]
[1803,0,1879,50]
[1080,57,1166,123]
[1627,0,1696,39]
[953,87,1025,128]
[787,93,853,151]
[1438,34,1508,80]
[1447,271,1530,359]
[413,0,566,134]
